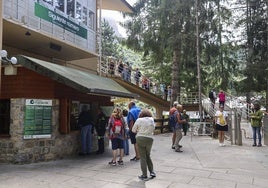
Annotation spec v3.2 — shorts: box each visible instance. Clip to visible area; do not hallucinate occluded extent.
[129,130,137,144]
[216,124,228,131]
[111,138,124,150]
[171,126,176,133]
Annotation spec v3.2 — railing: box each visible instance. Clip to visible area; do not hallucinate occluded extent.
[98,56,170,99]
[178,92,200,104]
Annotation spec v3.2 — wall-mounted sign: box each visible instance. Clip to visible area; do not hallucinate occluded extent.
[34,3,87,39]
[24,99,52,139]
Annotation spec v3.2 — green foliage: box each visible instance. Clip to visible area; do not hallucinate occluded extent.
[101,19,118,57]
[105,0,267,106]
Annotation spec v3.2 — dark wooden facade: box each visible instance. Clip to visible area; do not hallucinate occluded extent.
[1,67,113,134]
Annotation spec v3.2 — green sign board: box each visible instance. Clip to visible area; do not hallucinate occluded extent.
[24,99,52,139]
[34,3,87,39]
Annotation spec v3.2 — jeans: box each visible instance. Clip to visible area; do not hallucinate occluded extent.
[81,124,92,154]
[124,139,129,155]
[252,126,261,145]
[136,136,154,176]
[124,129,129,155]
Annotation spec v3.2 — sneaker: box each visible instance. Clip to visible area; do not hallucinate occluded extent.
[171,146,175,149]
[257,144,262,147]
[219,143,222,147]
[252,144,257,147]
[108,161,116,166]
[222,143,225,147]
[117,160,124,165]
[130,156,140,161]
[175,149,183,152]
[150,172,156,178]
[138,175,148,180]
[179,145,183,148]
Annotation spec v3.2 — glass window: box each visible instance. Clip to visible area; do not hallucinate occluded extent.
[76,2,82,22]
[0,100,10,136]
[70,101,79,131]
[88,10,94,29]
[43,0,53,5]
[67,0,75,18]
[82,7,87,25]
[55,0,65,12]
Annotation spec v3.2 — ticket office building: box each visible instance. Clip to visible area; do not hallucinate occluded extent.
[0,0,134,163]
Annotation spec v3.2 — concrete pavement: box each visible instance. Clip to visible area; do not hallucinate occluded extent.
[0,123,268,188]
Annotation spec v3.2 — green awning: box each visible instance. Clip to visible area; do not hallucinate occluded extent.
[16,55,137,98]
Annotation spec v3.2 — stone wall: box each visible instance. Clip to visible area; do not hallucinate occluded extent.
[0,98,99,164]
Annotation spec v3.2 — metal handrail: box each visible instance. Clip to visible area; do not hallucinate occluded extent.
[98,56,169,98]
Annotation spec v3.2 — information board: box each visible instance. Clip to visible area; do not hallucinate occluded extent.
[24,99,52,139]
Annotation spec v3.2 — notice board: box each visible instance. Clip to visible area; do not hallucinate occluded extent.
[24,99,52,139]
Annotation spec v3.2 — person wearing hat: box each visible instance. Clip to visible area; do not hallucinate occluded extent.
[250,103,263,147]
[214,105,228,146]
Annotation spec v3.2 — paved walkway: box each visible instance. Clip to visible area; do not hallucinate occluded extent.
[0,122,267,188]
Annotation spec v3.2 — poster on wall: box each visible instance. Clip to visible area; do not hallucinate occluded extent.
[23,99,52,139]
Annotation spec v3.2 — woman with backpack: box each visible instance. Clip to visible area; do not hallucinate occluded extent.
[107,107,126,166]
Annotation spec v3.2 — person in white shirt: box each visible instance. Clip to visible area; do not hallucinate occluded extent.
[132,109,156,180]
[214,105,228,146]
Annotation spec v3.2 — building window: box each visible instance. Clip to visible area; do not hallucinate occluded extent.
[0,100,10,136]
[43,0,53,6]
[67,0,75,18]
[55,0,65,13]
[70,101,79,131]
[38,0,95,29]
[82,6,88,25]
[88,10,94,29]
[76,2,82,22]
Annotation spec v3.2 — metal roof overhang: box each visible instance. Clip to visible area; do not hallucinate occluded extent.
[16,55,138,98]
[3,20,98,61]
[101,0,134,13]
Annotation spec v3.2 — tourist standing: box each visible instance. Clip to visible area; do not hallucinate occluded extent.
[132,109,156,180]
[107,107,125,165]
[78,105,93,155]
[122,109,130,155]
[250,103,263,147]
[218,90,226,108]
[173,104,186,152]
[215,105,228,146]
[181,109,190,136]
[127,102,141,161]
[95,108,107,154]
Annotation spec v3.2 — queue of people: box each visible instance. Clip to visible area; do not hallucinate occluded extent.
[77,101,156,181]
